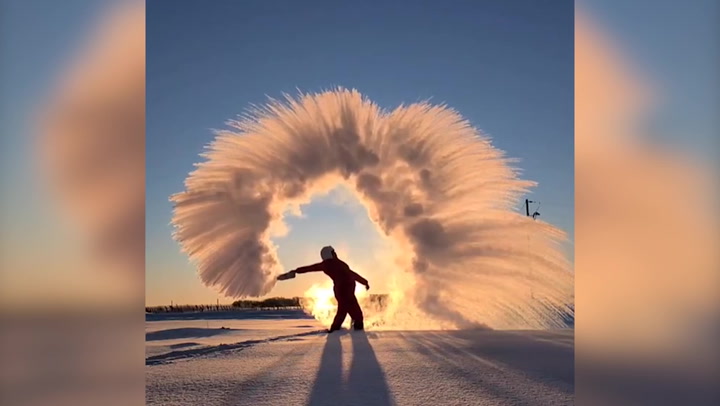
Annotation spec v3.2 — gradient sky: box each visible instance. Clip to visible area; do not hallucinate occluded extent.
[146,0,575,306]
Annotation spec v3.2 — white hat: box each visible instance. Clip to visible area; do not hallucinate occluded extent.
[320,246,336,260]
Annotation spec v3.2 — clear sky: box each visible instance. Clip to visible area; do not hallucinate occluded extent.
[146,0,575,306]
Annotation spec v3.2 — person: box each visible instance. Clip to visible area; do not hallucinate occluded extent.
[278,246,369,332]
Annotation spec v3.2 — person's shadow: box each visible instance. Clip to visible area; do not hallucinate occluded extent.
[307,331,394,406]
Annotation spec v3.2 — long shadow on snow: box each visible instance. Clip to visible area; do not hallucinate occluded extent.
[307,331,394,406]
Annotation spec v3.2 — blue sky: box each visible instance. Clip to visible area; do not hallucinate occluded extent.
[146,0,575,305]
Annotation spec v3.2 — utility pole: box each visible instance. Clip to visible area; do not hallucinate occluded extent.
[525,199,532,217]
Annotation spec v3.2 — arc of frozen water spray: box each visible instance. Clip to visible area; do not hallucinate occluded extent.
[171,88,573,329]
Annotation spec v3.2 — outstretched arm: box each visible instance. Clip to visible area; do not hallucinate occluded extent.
[349,269,370,289]
[294,262,324,274]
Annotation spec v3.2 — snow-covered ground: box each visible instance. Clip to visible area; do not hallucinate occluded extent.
[145,310,321,360]
[146,310,574,405]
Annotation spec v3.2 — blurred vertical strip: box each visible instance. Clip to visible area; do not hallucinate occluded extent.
[0,0,145,405]
[576,1,719,405]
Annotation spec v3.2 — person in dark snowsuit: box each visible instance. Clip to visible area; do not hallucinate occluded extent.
[280,246,369,332]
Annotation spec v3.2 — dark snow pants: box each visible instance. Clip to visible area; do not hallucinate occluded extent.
[330,285,363,331]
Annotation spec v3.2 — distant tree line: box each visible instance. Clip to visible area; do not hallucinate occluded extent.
[146,294,390,313]
[145,304,237,313]
[145,297,303,313]
[231,297,301,309]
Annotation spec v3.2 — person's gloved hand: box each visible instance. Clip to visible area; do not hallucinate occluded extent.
[364,282,370,291]
[277,270,296,281]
